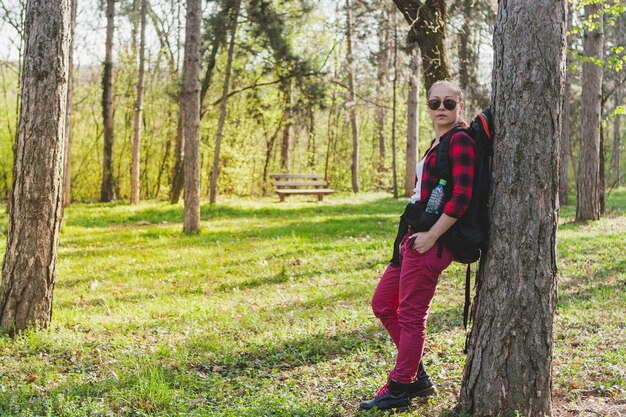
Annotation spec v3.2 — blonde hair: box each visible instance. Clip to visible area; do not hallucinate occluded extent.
[427,80,467,127]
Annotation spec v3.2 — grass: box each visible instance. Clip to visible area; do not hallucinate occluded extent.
[0,190,624,416]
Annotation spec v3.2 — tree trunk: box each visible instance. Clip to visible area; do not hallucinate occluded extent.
[63,0,77,208]
[459,1,565,416]
[182,0,202,233]
[405,47,419,197]
[346,0,359,193]
[280,81,293,172]
[100,0,115,202]
[375,4,391,171]
[169,108,185,203]
[307,108,316,169]
[391,17,398,199]
[576,3,603,222]
[559,4,573,205]
[131,0,147,205]
[0,0,71,332]
[614,82,622,187]
[392,0,450,91]
[209,0,240,205]
[458,0,472,94]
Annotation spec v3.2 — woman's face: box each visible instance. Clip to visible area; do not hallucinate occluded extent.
[427,84,464,131]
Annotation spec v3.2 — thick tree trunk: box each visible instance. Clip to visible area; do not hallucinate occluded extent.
[405,47,419,197]
[100,0,115,202]
[576,3,603,221]
[459,1,566,416]
[182,0,202,233]
[209,0,240,205]
[392,0,450,91]
[63,0,76,208]
[0,0,71,331]
[346,0,359,193]
[131,0,147,205]
[559,5,573,205]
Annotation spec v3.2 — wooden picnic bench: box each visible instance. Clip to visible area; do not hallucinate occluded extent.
[270,173,335,202]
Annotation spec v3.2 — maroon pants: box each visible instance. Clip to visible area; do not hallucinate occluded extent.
[372,234,453,384]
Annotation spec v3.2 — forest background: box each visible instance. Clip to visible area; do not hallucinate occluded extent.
[2,0,621,204]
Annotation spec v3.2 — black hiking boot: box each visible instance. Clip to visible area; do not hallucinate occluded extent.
[409,362,436,398]
[359,379,412,412]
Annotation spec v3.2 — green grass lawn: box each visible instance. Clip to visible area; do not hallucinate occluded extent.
[0,190,624,416]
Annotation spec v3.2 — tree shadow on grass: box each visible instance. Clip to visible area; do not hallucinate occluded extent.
[64,197,405,228]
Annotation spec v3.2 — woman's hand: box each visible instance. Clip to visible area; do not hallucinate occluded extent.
[409,231,438,254]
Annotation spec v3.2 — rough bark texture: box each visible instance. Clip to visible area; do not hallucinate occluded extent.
[559,5,573,205]
[0,0,71,331]
[209,0,240,205]
[405,47,419,197]
[100,0,115,202]
[392,0,450,91]
[346,0,359,193]
[459,1,565,416]
[63,0,76,208]
[131,0,147,205]
[576,3,603,221]
[182,0,201,233]
[169,107,185,203]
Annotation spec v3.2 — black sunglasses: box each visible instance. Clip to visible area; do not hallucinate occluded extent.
[427,98,458,111]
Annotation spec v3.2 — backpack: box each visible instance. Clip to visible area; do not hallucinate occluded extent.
[435,107,494,349]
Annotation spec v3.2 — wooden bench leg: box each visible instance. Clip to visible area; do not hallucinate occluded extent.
[279,194,286,202]
[318,194,323,202]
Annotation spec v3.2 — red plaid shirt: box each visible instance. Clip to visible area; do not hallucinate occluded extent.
[416,129,475,218]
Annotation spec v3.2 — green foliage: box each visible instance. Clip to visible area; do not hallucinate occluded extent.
[0,190,625,415]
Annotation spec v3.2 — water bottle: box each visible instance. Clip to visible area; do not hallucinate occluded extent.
[425,179,447,214]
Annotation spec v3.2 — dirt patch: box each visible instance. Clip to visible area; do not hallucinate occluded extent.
[554,395,626,417]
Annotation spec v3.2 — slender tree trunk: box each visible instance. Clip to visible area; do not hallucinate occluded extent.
[391,17,398,199]
[0,0,71,331]
[576,3,603,222]
[131,0,147,205]
[392,0,450,91]
[458,0,472,94]
[169,108,185,203]
[280,81,293,172]
[375,5,391,171]
[307,108,316,169]
[405,47,419,197]
[459,1,566,416]
[63,0,77,208]
[100,0,115,202]
[209,0,240,205]
[182,0,202,233]
[614,83,622,187]
[559,5,573,205]
[346,0,359,193]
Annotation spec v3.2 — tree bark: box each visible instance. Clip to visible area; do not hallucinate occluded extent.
[169,107,185,203]
[405,47,419,197]
[391,17,398,199]
[0,0,71,331]
[100,0,115,202]
[63,0,76,208]
[392,0,450,91]
[209,0,240,205]
[459,1,566,416]
[613,81,622,187]
[182,0,202,233]
[346,0,359,193]
[375,4,391,171]
[280,81,293,172]
[559,4,573,205]
[131,0,147,205]
[576,3,603,222]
